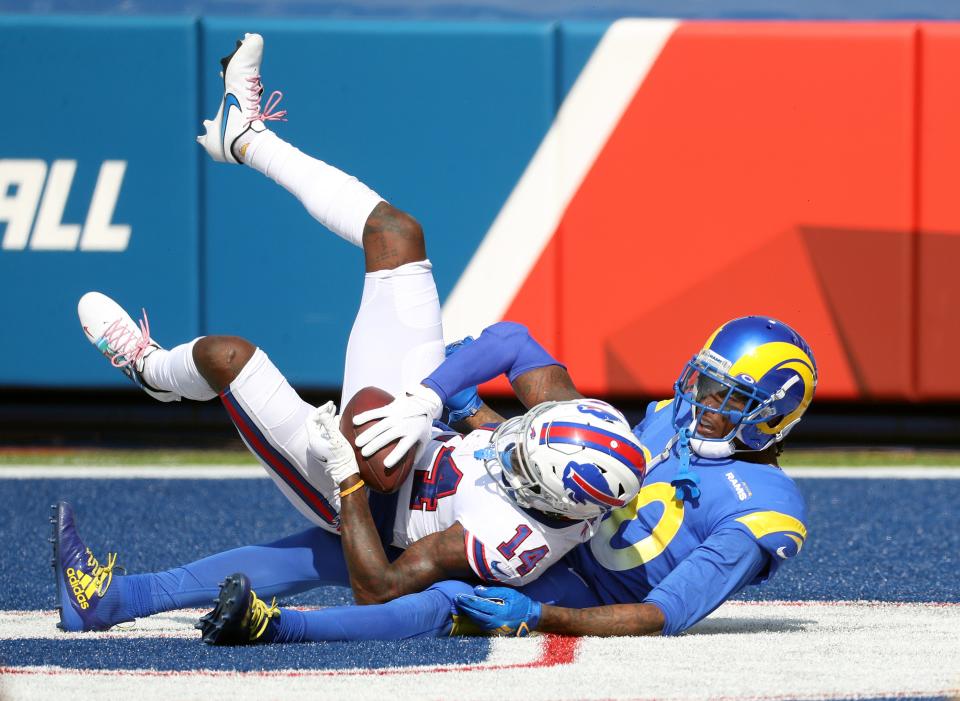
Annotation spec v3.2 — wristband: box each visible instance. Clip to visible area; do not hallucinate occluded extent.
[339,479,366,499]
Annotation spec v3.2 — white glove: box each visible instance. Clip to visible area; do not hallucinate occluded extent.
[353,384,443,468]
[305,401,359,485]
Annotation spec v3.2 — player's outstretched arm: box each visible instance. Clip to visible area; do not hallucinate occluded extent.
[362,322,584,440]
[453,360,582,432]
[454,403,507,431]
[338,478,475,604]
[455,587,665,637]
[510,364,583,407]
[424,322,582,409]
[538,602,665,636]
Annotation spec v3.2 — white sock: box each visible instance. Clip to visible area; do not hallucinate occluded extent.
[142,338,218,401]
[233,122,265,162]
[243,130,383,248]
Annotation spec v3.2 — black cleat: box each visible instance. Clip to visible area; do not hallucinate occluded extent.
[197,573,280,645]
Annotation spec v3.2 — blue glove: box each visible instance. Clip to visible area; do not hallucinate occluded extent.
[454,586,542,637]
[443,337,483,423]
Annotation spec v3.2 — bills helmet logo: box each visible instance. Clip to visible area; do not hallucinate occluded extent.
[562,461,627,508]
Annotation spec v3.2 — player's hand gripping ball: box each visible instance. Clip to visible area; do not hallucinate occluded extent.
[339,387,418,493]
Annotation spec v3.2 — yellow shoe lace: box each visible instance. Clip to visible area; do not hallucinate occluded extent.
[245,591,280,641]
[85,548,122,597]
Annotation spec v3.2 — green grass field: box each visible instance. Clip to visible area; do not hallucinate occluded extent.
[2,448,960,467]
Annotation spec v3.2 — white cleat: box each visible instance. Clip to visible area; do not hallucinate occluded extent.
[197,32,287,164]
[77,291,180,402]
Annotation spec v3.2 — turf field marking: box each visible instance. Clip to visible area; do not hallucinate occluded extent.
[0,632,570,676]
[1,601,956,701]
[784,466,960,478]
[0,465,265,478]
[0,609,205,639]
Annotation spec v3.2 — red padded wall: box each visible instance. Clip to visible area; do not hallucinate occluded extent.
[506,22,920,400]
[916,25,960,399]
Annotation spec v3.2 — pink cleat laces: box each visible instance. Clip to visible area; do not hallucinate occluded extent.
[99,309,155,370]
[245,75,287,126]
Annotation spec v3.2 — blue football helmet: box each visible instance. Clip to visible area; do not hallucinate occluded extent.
[673,316,818,453]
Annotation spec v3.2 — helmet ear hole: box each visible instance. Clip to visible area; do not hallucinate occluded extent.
[764,415,784,430]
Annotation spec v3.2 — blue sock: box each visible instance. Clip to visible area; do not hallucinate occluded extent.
[271,580,474,642]
[114,527,349,620]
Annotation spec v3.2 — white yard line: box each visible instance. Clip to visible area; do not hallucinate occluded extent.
[0,609,207,639]
[1,601,957,701]
[0,465,265,479]
[784,466,960,479]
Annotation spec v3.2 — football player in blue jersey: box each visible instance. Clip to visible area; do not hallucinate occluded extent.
[449,316,815,636]
[348,316,816,637]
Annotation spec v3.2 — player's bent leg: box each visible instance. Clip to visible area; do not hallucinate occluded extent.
[361,202,426,273]
[124,527,350,620]
[78,291,220,402]
[200,577,474,644]
[192,335,256,393]
[220,347,341,528]
[340,259,445,408]
[240,128,382,250]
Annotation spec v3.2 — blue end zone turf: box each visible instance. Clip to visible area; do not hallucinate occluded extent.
[3,477,959,611]
[0,637,489,671]
[6,476,960,611]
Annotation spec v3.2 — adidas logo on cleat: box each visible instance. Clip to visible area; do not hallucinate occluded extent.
[65,549,118,610]
[65,551,114,610]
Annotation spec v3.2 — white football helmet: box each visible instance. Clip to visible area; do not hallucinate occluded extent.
[476,399,646,520]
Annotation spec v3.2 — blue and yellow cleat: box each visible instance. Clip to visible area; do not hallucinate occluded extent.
[196,572,280,645]
[50,501,131,632]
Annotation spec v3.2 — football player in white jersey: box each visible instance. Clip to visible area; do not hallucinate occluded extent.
[53,32,645,640]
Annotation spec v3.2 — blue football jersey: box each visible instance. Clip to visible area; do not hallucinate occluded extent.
[568,398,808,634]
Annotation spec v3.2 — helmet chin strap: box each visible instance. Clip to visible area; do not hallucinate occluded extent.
[689,435,736,458]
[687,418,736,458]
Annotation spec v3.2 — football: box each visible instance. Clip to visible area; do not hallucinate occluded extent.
[339,386,418,494]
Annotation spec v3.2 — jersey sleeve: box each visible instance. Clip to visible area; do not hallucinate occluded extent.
[460,522,571,587]
[633,398,673,438]
[643,528,769,636]
[422,322,563,405]
[730,509,808,562]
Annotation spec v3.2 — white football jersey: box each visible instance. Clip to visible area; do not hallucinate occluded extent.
[389,426,596,587]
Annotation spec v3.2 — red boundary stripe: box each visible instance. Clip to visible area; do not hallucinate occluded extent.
[0,635,578,679]
[220,391,337,525]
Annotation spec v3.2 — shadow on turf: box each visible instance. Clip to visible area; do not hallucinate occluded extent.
[687,617,815,635]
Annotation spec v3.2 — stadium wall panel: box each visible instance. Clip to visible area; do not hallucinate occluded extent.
[1,18,958,402]
[0,16,201,388]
